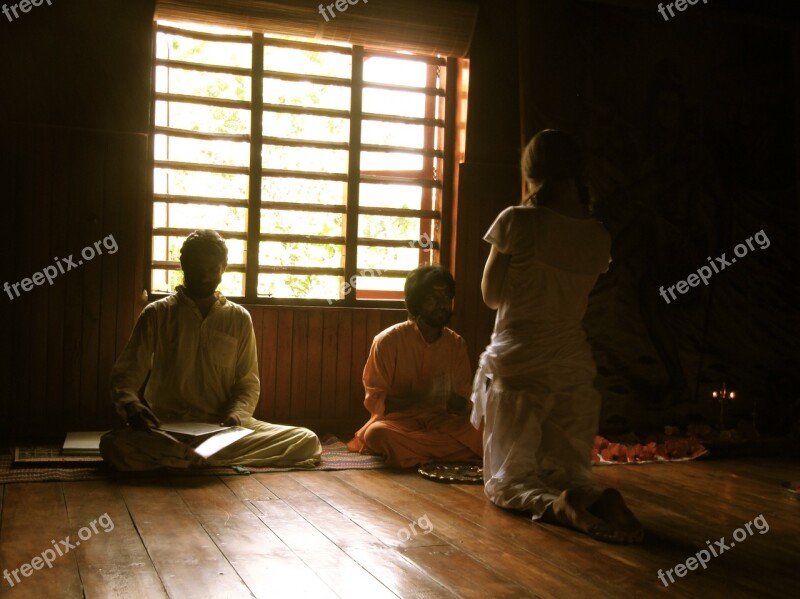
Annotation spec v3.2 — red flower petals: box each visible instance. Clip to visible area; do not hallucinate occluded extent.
[592,436,707,465]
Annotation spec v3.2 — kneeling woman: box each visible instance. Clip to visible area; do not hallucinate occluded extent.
[472,129,643,543]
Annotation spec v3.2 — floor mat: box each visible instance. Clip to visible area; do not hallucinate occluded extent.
[2,436,386,483]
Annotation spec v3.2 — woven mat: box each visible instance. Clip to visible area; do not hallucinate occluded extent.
[1,436,386,484]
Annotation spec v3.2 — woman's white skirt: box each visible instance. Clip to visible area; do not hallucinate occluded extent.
[471,325,602,518]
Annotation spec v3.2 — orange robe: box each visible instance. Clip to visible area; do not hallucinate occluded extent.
[347,320,482,467]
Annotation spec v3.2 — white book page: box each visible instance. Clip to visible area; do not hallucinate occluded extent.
[158,422,230,437]
[192,427,253,458]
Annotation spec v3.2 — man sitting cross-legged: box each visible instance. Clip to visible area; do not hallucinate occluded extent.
[347,265,482,468]
[100,230,321,471]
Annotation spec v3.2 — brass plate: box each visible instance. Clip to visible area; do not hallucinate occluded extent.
[418,462,483,484]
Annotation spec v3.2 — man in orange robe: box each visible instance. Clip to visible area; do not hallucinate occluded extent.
[347,265,482,467]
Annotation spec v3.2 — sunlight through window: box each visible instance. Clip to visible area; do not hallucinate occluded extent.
[151,21,463,303]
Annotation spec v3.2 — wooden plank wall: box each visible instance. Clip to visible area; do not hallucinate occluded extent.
[247,306,407,436]
[0,125,148,444]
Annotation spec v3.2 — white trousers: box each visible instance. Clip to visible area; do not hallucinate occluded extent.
[472,326,603,519]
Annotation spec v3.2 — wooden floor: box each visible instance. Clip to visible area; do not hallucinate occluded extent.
[0,458,797,598]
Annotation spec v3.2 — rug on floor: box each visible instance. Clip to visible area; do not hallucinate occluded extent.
[2,436,386,483]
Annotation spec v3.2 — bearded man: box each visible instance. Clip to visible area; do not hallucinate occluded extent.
[100,229,321,470]
[347,265,482,467]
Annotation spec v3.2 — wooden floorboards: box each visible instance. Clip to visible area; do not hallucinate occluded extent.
[0,458,798,598]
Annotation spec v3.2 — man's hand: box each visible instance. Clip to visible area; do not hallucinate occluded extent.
[125,402,161,431]
[221,412,242,427]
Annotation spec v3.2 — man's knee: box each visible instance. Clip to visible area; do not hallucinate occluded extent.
[99,429,130,456]
[261,425,321,460]
[296,427,322,454]
[99,429,139,469]
[363,422,395,451]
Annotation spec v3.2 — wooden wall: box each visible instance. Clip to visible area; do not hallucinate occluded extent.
[0,127,149,442]
[247,306,406,436]
[0,0,156,444]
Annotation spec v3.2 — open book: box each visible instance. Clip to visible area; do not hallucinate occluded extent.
[153,422,253,459]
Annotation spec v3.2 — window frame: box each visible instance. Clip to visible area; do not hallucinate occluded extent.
[145,22,460,307]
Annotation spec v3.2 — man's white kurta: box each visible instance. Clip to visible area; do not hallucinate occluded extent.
[102,287,321,470]
[110,287,259,423]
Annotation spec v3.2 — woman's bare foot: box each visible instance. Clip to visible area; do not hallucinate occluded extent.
[587,488,645,543]
[550,487,644,544]
[551,487,619,543]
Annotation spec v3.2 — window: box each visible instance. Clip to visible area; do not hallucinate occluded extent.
[150,20,464,304]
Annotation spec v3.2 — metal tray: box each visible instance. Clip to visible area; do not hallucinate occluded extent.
[418,462,483,484]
